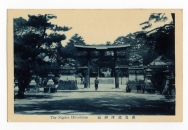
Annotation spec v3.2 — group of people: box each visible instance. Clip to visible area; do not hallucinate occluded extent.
[34,76,146,93]
[93,77,147,93]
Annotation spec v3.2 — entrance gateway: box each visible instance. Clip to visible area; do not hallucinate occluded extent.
[74,44,130,88]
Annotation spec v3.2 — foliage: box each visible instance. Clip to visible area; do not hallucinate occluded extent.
[137,13,175,62]
[14,14,71,97]
[113,31,152,65]
[137,13,175,92]
[60,33,87,66]
[61,34,86,57]
[106,41,112,46]
[140,13,168,30]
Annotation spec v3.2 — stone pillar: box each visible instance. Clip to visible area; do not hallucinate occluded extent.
[99,51,105,77]
[115,70,119,88]
[97,67,99,77]
[85,51,91,88]
[84,70,89,88]
[114,50,119,88]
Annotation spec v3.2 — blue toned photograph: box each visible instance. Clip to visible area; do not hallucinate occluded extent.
[13,10,176,116]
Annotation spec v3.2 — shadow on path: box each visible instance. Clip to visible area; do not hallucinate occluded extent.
[14,93,175,115]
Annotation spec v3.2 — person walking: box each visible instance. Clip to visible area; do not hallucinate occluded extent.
[94,77,99,91]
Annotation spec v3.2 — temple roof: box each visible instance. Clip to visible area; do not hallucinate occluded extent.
[149,55,173,66]
[74,44,130,51]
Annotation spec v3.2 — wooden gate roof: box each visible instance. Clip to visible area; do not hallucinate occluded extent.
[74,44,130,51]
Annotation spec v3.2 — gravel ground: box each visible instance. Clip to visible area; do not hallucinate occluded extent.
[14,90,175,115]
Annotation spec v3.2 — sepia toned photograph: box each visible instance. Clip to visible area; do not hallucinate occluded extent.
[7,9,182,122]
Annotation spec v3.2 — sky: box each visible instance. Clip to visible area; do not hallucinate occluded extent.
[12,10,172,46]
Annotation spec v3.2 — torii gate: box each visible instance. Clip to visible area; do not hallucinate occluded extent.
[74,44,130,88]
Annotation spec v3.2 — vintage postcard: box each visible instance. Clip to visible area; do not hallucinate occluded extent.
[7,9,183,122]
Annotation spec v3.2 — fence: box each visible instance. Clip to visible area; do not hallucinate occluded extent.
[57,80,78,90]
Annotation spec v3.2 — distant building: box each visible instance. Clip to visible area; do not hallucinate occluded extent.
[149,55,173,66]
[128,67,144,81]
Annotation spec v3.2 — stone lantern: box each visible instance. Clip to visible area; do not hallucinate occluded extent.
[163,66,171,79]
[144,66,155,93]
[163,66,175,96]
[27,75,38,92]
[145,66,152,78]
[44,73,57,93]
[47,74,55,87]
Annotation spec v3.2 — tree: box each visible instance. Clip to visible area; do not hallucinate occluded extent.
[106,41,112,46]
[62,33,86,57]
[113,32,149,66]
[14,14,71,98]
[112,13,175,66]
[60,33,87,67]
[137,13,175,62]
[136,13,175,93]
[140,13,168,30]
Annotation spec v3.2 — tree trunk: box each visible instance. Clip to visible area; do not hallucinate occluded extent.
[16,77,31,98]
[171,13,175,26]
[42,14,47,39]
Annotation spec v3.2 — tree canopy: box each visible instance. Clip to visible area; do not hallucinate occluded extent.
[14,14,71,97]
[112,13,175,65]
[62,33,86,57]
[60,33,87,67]
[136,13,175,62]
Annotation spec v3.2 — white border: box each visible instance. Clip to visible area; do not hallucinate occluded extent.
[1,0,187,130]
